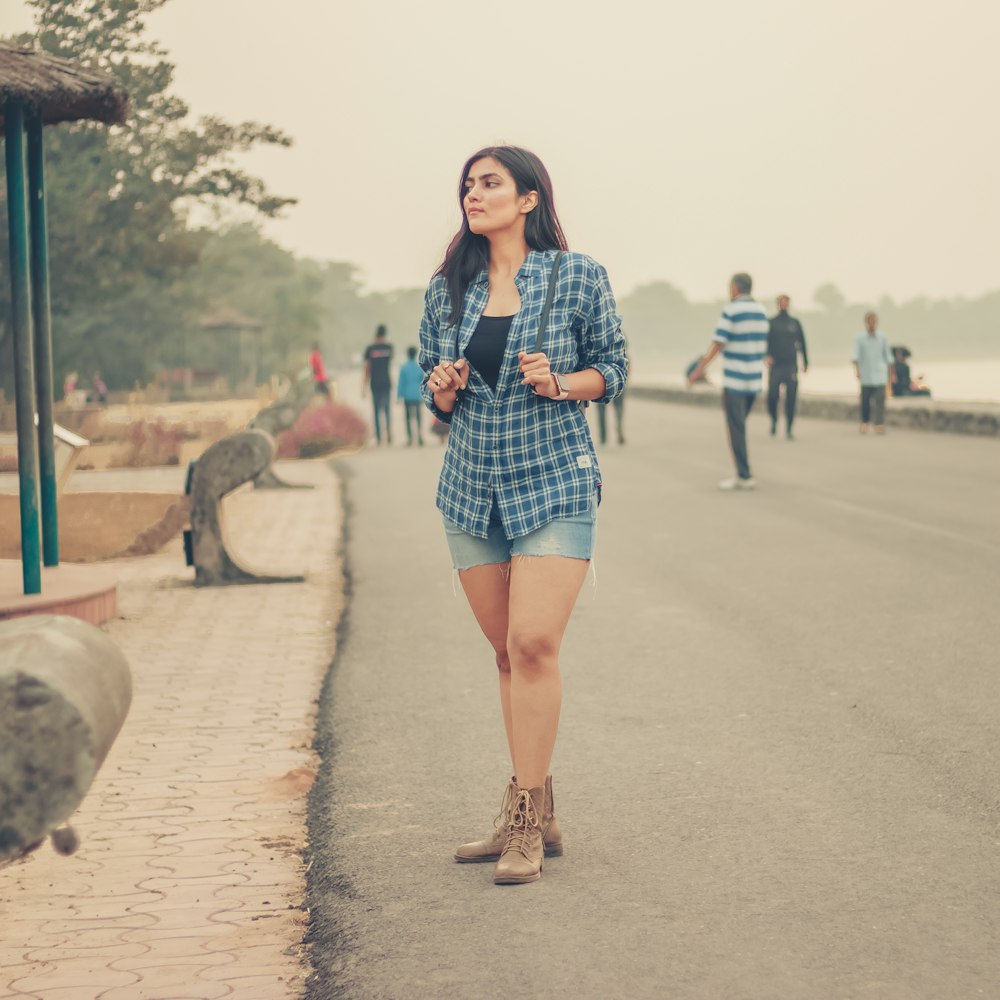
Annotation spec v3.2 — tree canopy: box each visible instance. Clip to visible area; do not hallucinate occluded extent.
[0,0,299,392]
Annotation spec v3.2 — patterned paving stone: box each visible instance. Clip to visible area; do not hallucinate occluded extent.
[0,460,342,999]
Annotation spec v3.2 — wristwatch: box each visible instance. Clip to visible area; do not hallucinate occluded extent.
[552,373,570,401]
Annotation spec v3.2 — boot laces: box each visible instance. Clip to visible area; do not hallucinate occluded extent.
[503,790,541,860]
[491,782,515,832]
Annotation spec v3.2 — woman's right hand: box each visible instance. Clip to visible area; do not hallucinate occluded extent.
[429,359,470,408]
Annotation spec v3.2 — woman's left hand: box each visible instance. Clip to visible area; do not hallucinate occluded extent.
[518,351,557,397]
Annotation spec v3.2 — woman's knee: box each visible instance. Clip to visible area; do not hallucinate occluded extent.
[491,642,511,674]
[507,630,559,673]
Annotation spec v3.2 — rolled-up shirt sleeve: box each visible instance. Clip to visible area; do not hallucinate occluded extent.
[714,314,733,345]
[581,262,628,403]
[418,279,455,424]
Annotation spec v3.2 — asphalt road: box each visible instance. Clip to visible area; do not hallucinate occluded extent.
[307,397,1000,1000]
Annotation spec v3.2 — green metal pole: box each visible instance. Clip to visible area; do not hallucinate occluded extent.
[4,101,41,594]
[28,113,58,567]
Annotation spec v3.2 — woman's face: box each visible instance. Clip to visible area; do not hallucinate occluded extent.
[463,157,536,237]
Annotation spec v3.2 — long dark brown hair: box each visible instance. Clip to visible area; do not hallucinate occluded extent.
[436,146,568,325]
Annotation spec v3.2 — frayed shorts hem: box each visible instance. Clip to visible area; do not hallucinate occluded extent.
[443,501,597,571]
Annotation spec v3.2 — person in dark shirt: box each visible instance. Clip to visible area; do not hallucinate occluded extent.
[891,349,911,398]
[891,347,932,398]
[361,324,394,444]
[765,295,808,439]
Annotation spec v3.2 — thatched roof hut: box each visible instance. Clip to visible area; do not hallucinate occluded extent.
[0,43,127,128]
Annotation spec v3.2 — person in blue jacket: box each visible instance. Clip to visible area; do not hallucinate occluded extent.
[419,145,628,886]
[396,346,425,446]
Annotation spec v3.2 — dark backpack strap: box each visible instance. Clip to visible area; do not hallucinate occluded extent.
[533,251,564,354]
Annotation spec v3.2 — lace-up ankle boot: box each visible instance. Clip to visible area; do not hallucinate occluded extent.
[454,777,516,863]
[493,784,545,884]
[454,776,563,863]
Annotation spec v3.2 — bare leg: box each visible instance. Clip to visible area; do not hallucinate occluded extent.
[457,563,514,766]
[506,556,591,789]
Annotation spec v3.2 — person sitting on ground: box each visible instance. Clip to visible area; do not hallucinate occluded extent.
[891,348,931,398]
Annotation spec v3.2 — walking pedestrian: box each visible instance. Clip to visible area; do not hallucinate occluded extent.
[595,390,626,445]
[687,273,768,489]
[852,312,893,434]
[766,294,808,439]
[396,346,425,446]
[361,324,394,444]
[91,371,108,405]
[420,144,627,886]
[309,342,331,397]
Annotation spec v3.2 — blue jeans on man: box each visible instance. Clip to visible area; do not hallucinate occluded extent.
[723,389,756,480]
[371,386,391,444]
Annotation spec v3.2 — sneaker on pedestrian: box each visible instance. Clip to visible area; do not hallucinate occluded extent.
[770,419,777,436]
[719,477,756,491]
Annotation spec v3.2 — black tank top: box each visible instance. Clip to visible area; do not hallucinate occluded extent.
[464,314,515,391]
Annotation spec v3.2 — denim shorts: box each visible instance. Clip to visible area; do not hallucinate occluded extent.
[443,496,597,571]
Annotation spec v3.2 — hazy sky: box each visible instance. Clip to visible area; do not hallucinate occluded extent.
[2,0,997,304]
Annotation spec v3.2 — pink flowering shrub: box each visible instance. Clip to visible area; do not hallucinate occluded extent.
[120,420,184,467]
[276,402,367,459]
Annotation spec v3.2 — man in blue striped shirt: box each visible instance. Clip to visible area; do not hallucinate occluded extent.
[687,273,769,489]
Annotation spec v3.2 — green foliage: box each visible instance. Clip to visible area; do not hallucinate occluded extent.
[314,273,424,372]
[163,224,424,389]
[0,0,294,391]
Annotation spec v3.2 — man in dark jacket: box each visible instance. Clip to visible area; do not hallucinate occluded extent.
[766,295,808,439]
[361,323,394,445]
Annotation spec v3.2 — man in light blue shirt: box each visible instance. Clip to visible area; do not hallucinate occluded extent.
[851,312,893,434]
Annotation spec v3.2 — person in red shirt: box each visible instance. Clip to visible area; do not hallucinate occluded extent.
[310,342,331,397]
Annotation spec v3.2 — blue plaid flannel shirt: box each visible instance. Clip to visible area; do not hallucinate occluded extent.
[419,249,628,539]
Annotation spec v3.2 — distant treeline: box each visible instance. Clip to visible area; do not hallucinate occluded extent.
[3,211,998,392]
[620,281,1000,370]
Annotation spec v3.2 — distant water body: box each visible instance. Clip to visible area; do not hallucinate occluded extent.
[641,359,1000,405]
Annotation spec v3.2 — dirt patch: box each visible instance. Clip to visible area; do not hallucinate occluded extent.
[0,492,189,562]
[269,766,317,798]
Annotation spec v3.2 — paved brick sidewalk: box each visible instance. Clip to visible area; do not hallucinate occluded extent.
[0,460,342,999]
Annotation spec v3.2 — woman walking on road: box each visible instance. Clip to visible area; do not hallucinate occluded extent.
[419,145,628,885]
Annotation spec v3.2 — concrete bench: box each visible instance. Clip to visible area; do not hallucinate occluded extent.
[0,614,132,863]
[187,429,305,587]
[0,421,90,493]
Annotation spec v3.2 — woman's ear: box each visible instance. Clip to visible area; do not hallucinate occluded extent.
[520,190,539,214]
